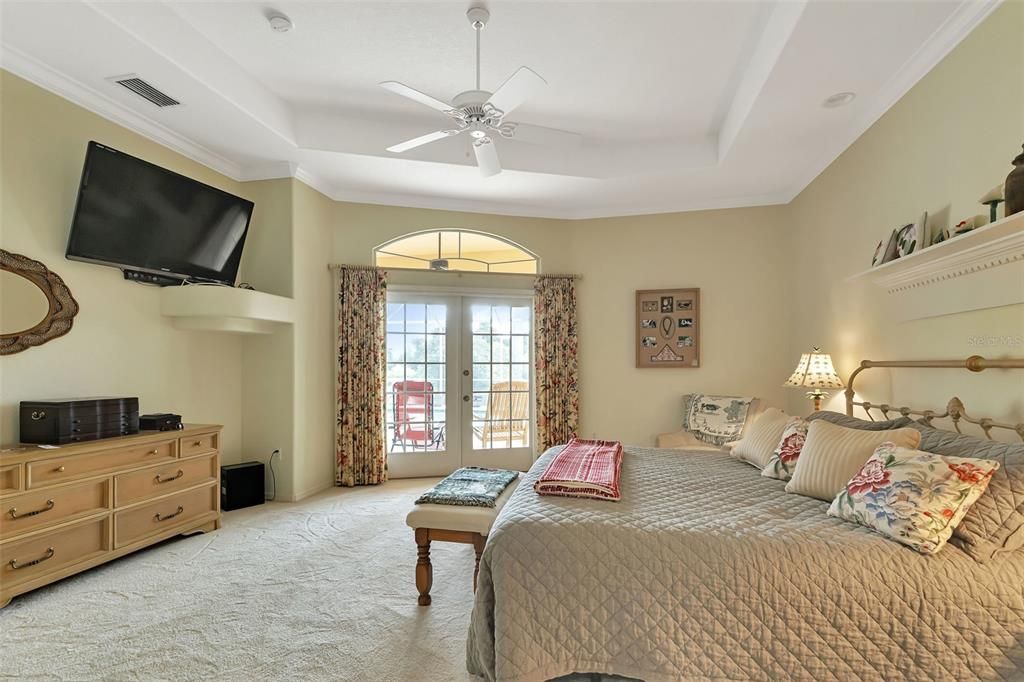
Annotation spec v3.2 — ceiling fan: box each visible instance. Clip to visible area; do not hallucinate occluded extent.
[380,7,566,177]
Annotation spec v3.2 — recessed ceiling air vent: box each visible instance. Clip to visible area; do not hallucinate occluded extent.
[108,74,180,107]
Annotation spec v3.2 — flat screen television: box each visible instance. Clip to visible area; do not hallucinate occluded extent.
[66,141,254,286]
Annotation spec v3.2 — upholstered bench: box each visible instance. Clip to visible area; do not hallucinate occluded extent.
[405,476,520,606]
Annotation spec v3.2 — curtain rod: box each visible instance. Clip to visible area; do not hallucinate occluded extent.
[327,264,581,279]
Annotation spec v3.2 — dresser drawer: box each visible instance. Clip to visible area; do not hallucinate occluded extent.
[179,433,218,457]
[1,465,22,495]
[1,479,109,539]
[115,453,218,507]
[27,440,176,488]
[114,483,217,548]
[0,516,109,591]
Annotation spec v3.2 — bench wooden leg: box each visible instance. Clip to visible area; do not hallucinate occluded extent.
[472,533,486,592]
[415,527,433,606]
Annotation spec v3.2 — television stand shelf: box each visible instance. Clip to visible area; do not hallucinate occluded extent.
[160,286,294,334]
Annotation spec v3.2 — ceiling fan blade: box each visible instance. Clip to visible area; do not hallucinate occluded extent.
[379,81,457,115]
[473,137,501,177]
[485,67,546,117]
[506,122,582,148]
[387,129,460,153]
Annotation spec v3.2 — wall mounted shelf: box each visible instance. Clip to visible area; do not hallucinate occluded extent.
[160,286,294,334]
[848,211,1024,321]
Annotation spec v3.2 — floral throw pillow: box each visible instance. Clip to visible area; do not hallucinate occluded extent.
[761,417,808,481]
[828,442,1000,555]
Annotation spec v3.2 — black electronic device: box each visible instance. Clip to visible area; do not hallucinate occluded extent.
[221,461,265,511]
[140,413,183,431]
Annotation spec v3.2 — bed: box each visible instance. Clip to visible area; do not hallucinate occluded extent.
[466,358,1024,681]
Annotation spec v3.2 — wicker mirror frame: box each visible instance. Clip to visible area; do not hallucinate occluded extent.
[0,249,79,355]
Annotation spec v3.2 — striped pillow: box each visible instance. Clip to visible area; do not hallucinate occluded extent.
[785,420,921,501]
[731,408,790,469]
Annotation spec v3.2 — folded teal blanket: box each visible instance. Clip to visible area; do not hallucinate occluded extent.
[415,467,519,508]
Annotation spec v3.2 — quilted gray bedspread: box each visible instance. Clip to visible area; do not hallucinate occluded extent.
[467,446,1024,681]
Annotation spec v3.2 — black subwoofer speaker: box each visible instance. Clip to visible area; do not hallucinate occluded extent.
[221,461,265,511]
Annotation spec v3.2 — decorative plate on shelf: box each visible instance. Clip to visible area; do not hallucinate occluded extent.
[895,223,915,257]
[895,211,929,258]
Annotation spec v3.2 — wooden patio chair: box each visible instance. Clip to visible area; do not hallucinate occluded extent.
[477,380,529,446]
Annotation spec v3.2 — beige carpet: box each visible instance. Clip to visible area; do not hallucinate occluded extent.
[0,478,485,682]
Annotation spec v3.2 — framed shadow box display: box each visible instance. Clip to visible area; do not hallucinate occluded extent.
[635,288,700,368]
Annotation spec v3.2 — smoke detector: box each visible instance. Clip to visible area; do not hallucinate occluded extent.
[268,13,293,33]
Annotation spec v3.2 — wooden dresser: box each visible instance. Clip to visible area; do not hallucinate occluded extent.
[0,424,222,608]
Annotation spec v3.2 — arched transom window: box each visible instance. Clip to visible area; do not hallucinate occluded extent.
[374,230,538,274]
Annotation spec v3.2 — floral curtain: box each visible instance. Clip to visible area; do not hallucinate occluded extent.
[334,267,388,486]
[534,276,579,452]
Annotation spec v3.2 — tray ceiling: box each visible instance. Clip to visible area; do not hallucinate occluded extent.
[0,0,998,218]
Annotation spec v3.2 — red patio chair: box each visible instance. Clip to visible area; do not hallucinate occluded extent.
[392,380,442,449]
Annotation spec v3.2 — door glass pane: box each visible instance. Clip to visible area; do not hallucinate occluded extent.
[426,305,446,333]
[386,304,405,333]
[426,334,445,362]
[405,335,425,363]
[511,335,529,363]
[491,306,511,334]
[471,305,491,333]
[406,304,426,333]
[493,335,511,362]
[511,306,530,334]
[469,301,530,451]
[472,364,491,392]
[386,302,446,454]
[472,335,490,363]
[511,364,529,382]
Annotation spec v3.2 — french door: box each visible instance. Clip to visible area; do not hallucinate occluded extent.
[385,291,535,478]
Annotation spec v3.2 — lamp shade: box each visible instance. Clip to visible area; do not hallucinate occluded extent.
[784,349,845,389]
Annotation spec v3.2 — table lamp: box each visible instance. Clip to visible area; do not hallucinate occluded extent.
[784,347,845,411]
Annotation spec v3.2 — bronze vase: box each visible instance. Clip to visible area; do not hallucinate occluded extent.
[1006,143,1024,217]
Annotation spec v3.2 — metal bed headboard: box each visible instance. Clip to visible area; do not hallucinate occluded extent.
[844,355,1024,442]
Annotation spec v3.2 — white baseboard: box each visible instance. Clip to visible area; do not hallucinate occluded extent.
[290,479,334,502]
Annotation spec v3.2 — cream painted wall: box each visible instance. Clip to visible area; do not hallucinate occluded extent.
[787,0,1024,432]
[0,71,245,460]
[330,201,794,447]
[570,208,792,444]
[237,179,295,497]
[291,180,336,499]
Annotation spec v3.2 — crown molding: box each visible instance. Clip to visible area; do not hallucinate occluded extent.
[784,0,1003,204]
[1,47,243,181]
[315,182,792,221]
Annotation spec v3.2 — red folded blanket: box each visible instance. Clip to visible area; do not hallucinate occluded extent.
[534,438,623,501]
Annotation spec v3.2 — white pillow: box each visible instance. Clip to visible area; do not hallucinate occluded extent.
[785,420,922,501]
[730,407,790,469]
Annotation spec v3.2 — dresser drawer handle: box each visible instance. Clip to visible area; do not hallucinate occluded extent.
[147,449,160,455]
[9,547,54,570]
[155,506,184,522]
[155,470,184,484]
[191,440,203,447]
[8,499,55,519]
[54,466,66,473]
